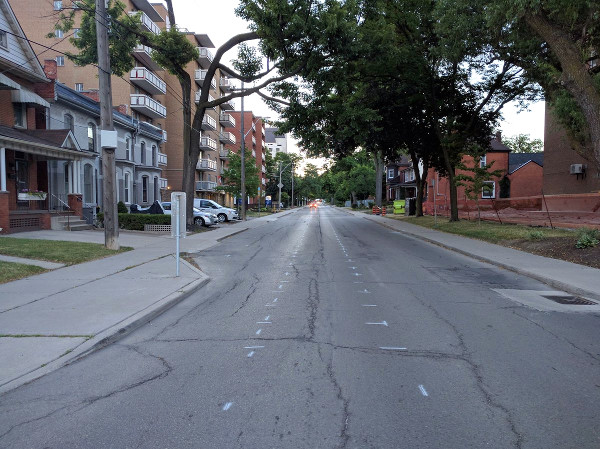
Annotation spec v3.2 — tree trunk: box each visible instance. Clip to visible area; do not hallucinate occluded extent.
[374,150,383,207]
[351,191,357,207]
[408,150,428,217]
[525,12,600,167]
[441,145,459,221]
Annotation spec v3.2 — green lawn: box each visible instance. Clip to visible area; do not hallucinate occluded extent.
[388,215,574,243]
[0,238,131,265]
[0,261,47,284]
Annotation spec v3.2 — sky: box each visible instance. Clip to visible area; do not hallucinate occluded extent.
[164,0,546,168]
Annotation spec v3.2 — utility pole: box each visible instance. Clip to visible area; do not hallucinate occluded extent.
[277,162,282,211]
[240,81,246,221]
[291,162,294,208]
[96,0,119,250]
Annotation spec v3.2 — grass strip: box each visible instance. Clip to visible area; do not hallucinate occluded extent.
[0,261,47,284]
[0,238,131,265]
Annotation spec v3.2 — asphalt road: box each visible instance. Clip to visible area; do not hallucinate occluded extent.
[2,206,600,448]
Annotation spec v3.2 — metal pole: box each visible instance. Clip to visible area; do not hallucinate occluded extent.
[175,198,180,277]
[278,162,282,211]
[433,179,437,226]
[240,82,246,221]
[291,163,294,208]
[96,0,119,250]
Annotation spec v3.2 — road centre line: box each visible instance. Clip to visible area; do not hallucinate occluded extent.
[244,346,264,349]
[362,304,377,307]
[257,321,272,324]
[379,347,407,350]
[419,385,429,397]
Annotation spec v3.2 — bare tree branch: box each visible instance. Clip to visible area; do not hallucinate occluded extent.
[256,90,291,106]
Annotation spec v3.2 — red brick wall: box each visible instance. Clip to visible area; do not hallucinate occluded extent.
[0,192,10,233]
[26,107,36,129]
[0,91,14,126]
[68,194,83,218]
[508,163,543,198]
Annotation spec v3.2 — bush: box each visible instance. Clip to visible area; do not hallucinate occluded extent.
[367,201,374,208]
[575,228,600,249]
[527,230,546,241]
[351,203,358,209]
[96,213,170,231]
[117,201,128,214]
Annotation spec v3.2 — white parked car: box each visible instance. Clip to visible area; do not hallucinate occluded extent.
[161,202,218,227]
[194,199,238,222]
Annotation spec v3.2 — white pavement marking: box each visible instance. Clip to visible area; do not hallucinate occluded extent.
[225,255,231,258]
[278,285,283,289]
[264,315,270,320]
[366,321,388,326]
[379,347,407,350]
[265,304,276,307]
[354,273,362,276]
[273,298,278,302]
[359,289,371,294]
[247,351,255,358]
[350,266,357,270]
[362,304,377,307]
[244,346,264,349]
[256,329,262,335]
[223,402,233,411]
[418,385,429,397]
[257,321,272,324]
[353,281,364,284]
[347,259,353,262]
[285,272,290,276]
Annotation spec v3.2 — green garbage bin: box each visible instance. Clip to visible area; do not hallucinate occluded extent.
[393,200,405,214]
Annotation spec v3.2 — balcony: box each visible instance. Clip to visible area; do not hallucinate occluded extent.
[197,47,213,69]
[219,149,230,159]
[128,11,161,35]
[196,181,217,191]
[262,165,266,173]
[219,113,235,127]
[219,132,236,145]
[196,159,217,171]
[252,150,256,157]
[220,77,234,92]
[199,136,217,151]
[201,114,217,131]
[251,135,256,146]
[130,67,166,95]
[130,94,166,119]
[262,127,265,137]
[262,177,266,185]
[194,70,216,89]
[158,152,167,166]
[161,129,167,142]
[133,44,161,71]
[219,95,234,111]
[159,178,168,189]
[195,92,216,110]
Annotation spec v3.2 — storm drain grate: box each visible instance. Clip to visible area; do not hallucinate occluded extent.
[541,295,597,306]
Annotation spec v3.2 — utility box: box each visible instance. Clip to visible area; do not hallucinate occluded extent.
[393,200,405,214]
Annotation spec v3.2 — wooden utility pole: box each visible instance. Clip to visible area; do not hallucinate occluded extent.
[240,81,246,221]
[96,0,119,249]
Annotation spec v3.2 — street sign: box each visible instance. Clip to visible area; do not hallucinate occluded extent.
[277,182,284,188]
[258,187,261,192]
[266,196,271,201]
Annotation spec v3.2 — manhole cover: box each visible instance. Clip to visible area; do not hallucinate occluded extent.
[541,295,597,306]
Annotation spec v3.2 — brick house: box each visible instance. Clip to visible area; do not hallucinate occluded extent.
[0,0,88,233]
[385,156,413,201]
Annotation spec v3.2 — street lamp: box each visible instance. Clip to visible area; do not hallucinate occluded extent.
[277,161,293,211]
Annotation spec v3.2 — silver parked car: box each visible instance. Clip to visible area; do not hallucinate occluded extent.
[161,202,218,227]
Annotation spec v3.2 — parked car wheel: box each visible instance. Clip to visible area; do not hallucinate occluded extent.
[194,217,205,226]
[217,213,227,222]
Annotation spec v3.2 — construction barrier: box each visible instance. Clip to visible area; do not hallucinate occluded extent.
[382,206,387,216]
[393,200,405,214]
[372,206,381,215]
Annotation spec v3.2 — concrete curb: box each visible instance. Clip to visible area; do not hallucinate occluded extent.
[351,211,600,302]
[0,260,209,395]
[217,227,249,242]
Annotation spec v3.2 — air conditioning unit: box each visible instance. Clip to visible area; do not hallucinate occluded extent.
[570,164,584,174]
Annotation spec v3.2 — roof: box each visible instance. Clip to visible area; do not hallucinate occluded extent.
[265,127,284,143]
[490,137,511,152]
[509,152,544,173]
[0,125,70,148]
[0,125,85,160]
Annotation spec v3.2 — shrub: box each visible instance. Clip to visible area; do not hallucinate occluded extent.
[351,203,358,209]
[117,201,128,214]
[575,228,600,249]
[527,230,546,241]
[96,213,170,231]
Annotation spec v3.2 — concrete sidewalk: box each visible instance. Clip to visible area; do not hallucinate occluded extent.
[0,209,298,393]
[344,209,600,302]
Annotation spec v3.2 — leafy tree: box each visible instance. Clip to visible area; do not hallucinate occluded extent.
[503,134,543,153]
[455,149,505,224]
[218,150,259,200]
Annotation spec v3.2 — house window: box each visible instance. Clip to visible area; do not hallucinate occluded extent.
[480,155,487,168]
[13,103,25,128]
[154,176,159,202]
[55,29,64,39]
[125,136,131,160]
[64,114,74,132]
[142,176,149,203]
[124,172,130,203]
[87,123,96,151]
[53,1,63,10]
[56,56,65,66]
[388,169,394,179]
[152,145,157,166]
[140,141,146,165]
[482,181,495,199]
[0,31,8,50]
[75,83,84,92]
[83,164,93,203]
[73,28,81,39]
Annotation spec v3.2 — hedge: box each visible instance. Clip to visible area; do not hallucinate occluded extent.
[97,213,170,231]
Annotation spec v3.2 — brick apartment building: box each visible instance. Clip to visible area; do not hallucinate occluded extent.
[224,111,267,205]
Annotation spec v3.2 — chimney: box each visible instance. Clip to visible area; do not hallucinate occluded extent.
[114,104,128,115]
[43,59,57,80]
[495,131,502,142]
[80,90,100,102]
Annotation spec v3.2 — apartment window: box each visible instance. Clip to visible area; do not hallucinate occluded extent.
[154,176,159,202]
[125,136,131,160]
[64,114,74,132]
[152,145,157,166]
[479,155,487,168]
[13,103,25,128]
[140,141,146,165]
[75,83,84,92]
[388,169,394,179]
[73,28,80,39]
[56,56,65,66]
[87,123,96,151]
[55,29,64,39]
[142,176,149,203]
[0,31,7,50]
[53,1,63,10]
[482,181,495,199]
[124,172,130,203]
[83,164,93,203]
